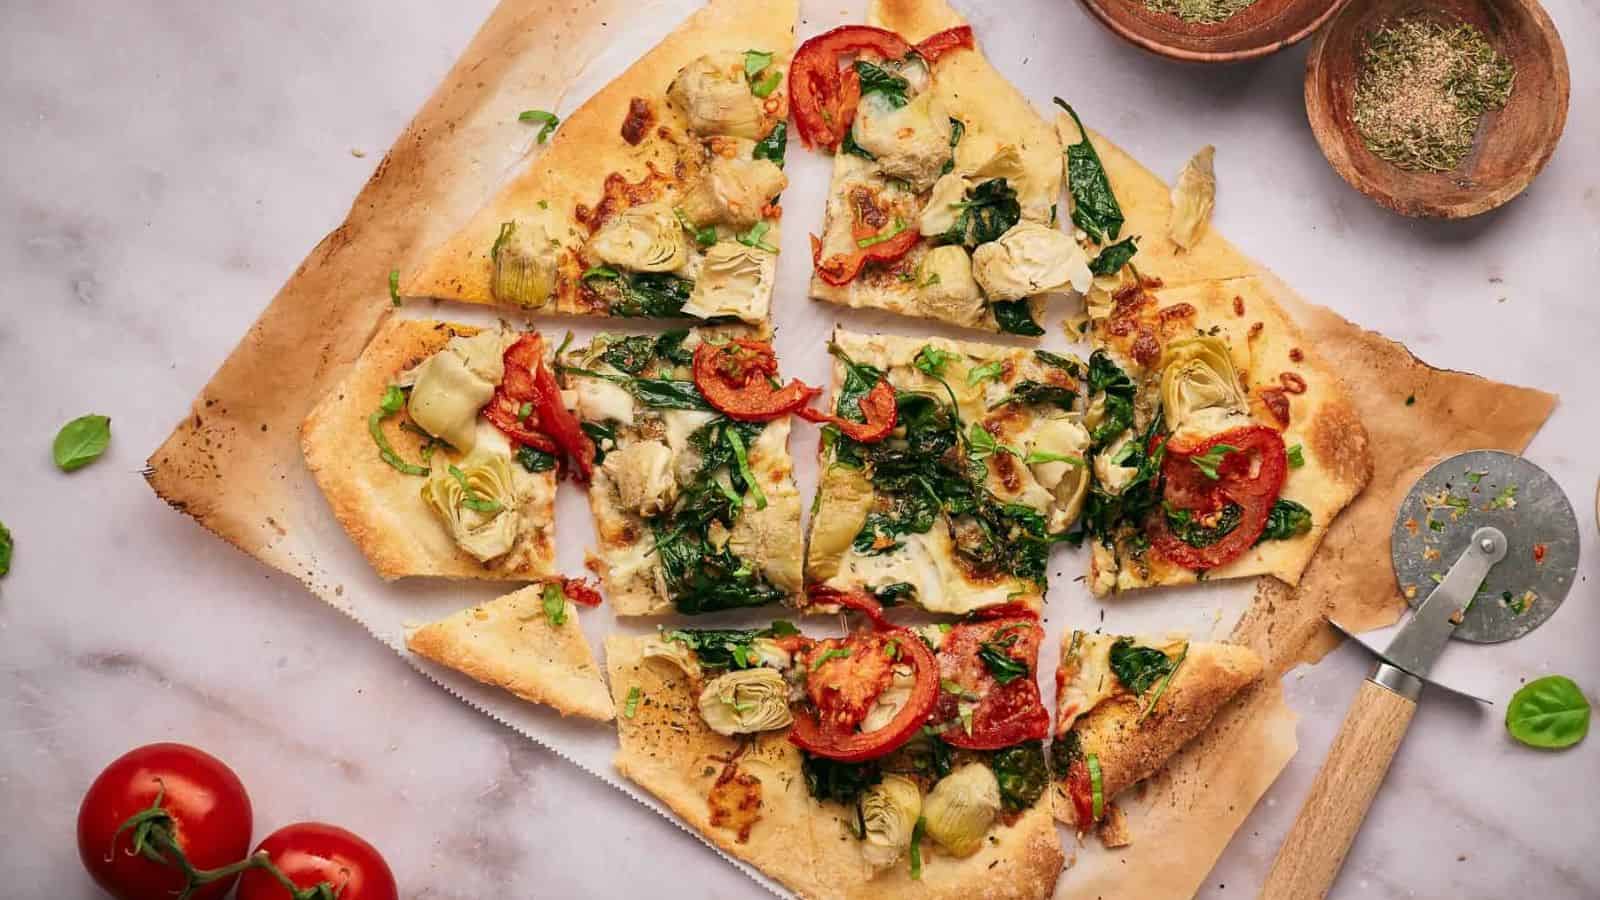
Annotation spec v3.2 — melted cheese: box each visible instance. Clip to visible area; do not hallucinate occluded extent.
[828,528,1018,615]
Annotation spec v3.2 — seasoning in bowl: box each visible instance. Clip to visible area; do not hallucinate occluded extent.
[1351,14,1515,173]
[1144,0,1258,24]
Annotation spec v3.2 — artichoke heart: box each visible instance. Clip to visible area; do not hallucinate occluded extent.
[403,330,512,453]
[971,223,1091,302]
[679,157,787,228]
[918,173,970,237]
[859,776,923,869]
[915,245,985,328]
[1169,145,1216,252]
[669,53,766,139]
[491,220,558,308]
[696,668,793,736]
[922,763,1001,858]
[806,465,876,581]
[1028,417,1092,527]
[588,202,689,273]
[853,90,952,193]
[602,440,677,517]
[421,447,524,562]
[641,635,702,679]
[682,241,769,321]
[1160,336,1244,432]
[1092,432,1140,497]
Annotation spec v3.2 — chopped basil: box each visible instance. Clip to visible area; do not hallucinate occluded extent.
[0,521,11,577]
[1190,443,1239,480]
[541,583,567,626]
[52,414,112,472]
[388,268,401,306]
[623,686,642,719]
[448,465,503,514]
[812,647,853,670]
[992,299,1045,336]
[518,109,560,143]
[1054,99,1124,244]
[966,360,1004,387]
[367,390,428,476]
[1256,498,1313,543]
[582,265,620,281]
[856,218,907,249]
[1488,484,1518,510]
[1286,443,1305,468]
[517,402,533,420]
[737,221,778,253]
[753,121,788,167]
[516,446,557,473]
[913,345,955,378]
[750,69,783,98]
[1087,753,1104,820]
[1024,449,1085,467]
[1088,236,1139,276]
[743,50,774,79]
[909,818,926,879]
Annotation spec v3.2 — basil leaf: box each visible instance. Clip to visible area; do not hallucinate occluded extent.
[1054,98,1124,244]
[966,360,1004,387]
[388,269,401,306]
[1190,443,1239,480]
[367,395,429,477]
[53,414,112,471]
[737,221,778,253]
[753,121,788,167]
[541,583,568,626]
[0,521,12,577]
[743,49,773,79]
[992,299,1045,336]
[1088,236,1139,276]
[623,686,642,719]
[1286,443,1305,468]
[629,379,711,410]
[518,109,560,143]
[750,69,783,98]
[854,60,909,108]
[914,345,955,378]
[1256,498,1313,543]
[516,446,557,473]
[978,642,1029,685]
[1506,675,1590,749]
[1108,638,1177,695]
[811,647,853,670]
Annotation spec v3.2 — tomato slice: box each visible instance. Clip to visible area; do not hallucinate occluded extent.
[1064,755,1095,826]
[483,334,595,482]
[790,25,913,149]
[692,339,821,422]
[1146,425,1287,571]
[561,576,604,607]
[913,26,975,61]
[796,371,898,443]
[811,228,920,286]
[935,611,1050,750]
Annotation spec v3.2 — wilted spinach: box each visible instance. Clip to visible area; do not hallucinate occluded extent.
[1108,638,1176,695]
[1054,98,1124,244]
[1256,498,1313,543]
[992,299,1045,337]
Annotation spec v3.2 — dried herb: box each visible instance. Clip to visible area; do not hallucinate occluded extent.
[1145,0,1257,25]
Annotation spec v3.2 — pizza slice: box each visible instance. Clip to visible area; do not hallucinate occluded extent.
[559,327,805,615]
[803,328,1089,615]
[1050,108,1371,595]
[406,579,613,721]
[607,602,1061,898]
[302,318,593,580]
[402,0,797,325]
[800,0,1087,334]
[1050,630,1262,836]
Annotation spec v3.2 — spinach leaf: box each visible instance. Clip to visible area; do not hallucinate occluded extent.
[753,121,788,167]
[607,272,695,318]
[1054,98,1124,244]
[1108,639,1176,695]
[581,421,616,464]
[53,414,112,471]
[1256,498,1313,543]
[854,61,909,108]
[853,490,941,554]
[832,349,886,422]
[978,641,1029,685]
[1072,411,1166,546]
[937,178,1021,248]
[802,752,882,805]
[1165,502,1242,547]
[906,729,954,779]
[874,582,917,607]
[516,446,558,473]
[992,299,1045,336]
[841,127,876,160]
[1088,236,1139,276]
[940,117,966,175]
[0,521,11,577]
[664,623,795,670]
[629,379,712,410]
[992,380,1077,411]
[654,523,787,614]
[1049,730,1082,777]
[655,329,694,365]
[1086,350,1136,446]
[1033,349,1082,376]
[1505,675,1591,749]
[601,335,660,375]
[990,741,1048,812]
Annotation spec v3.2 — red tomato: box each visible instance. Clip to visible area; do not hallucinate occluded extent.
[482,333,595,481]
[561,576,604,607]
[77,743,253,900]
[936,611,1051,750]
[789,25,913,148]
[692,339,821,422]
[810,228,920,287]
[1146,425,1287,571]
[796,372,898,443]
[913,26,976,61]
[236,822,397,900]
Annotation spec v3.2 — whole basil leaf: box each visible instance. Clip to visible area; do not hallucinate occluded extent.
[753,121,788,167]
[1088,236,1139,276]
[0,520,11,577]
[1054,98,1124,244]
[53,414,112,471]
[992,299,1045,336]
[1506,675,1590,749]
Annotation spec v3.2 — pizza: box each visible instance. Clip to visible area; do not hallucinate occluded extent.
[302,319,591,580]
[1051,630,1262,841]
[800,1,1086,334]
[607,598,1061,899]
[803,328,1089,615]
[400,0,797,325]
[1052,108,1372,595]
[559,328,807,615]
[406,579,612,721]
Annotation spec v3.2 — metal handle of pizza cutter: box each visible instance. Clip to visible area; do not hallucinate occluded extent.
[1259,528,1507,900]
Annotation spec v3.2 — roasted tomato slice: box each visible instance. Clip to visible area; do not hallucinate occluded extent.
[1146,424,1287,571]
[935,609,1051,750]
[561,576,604,607]
[789,25,913,149]
[1063,755,1095,826]
[693,339,821,422]
[789,620,939,762]
[810,228,920,287]
[483,334,595,481]
[912,25,975,61]
[797,372,898,443]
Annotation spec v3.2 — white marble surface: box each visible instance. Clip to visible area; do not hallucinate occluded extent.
[2,1,1598,897]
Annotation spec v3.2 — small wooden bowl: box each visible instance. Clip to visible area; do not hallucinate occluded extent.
[1077,0,1347,63]
[1304,0,1570,218]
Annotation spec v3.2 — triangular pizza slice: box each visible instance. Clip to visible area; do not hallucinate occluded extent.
[1051,630,1262,836]
[803,0,1082,334]
[407,581,613,721]
[402,0,798,325]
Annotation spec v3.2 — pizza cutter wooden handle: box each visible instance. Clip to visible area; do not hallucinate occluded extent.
[1259,663,1420,900]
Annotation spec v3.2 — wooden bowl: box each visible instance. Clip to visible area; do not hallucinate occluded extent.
[1304,0,1570,218]
[1077,0,1348,63]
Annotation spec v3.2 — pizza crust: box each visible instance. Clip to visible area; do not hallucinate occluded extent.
[407,584,613,720]
[300,318,556,581]
[606,635,1063,899]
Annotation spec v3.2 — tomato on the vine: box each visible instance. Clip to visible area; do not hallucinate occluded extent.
[77,743,253,900]
[236,822,398,900]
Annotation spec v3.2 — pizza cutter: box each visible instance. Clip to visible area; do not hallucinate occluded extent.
[1260,450,1579,899]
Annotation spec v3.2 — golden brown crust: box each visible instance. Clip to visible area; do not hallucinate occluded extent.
[406,585,613,720]
[300,318,557,581]
[608,635,1062,899]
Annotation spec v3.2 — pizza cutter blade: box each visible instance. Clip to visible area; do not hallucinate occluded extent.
[1261,450,1579,900]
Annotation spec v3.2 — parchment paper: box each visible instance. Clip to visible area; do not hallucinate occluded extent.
[144,1,1554,897]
